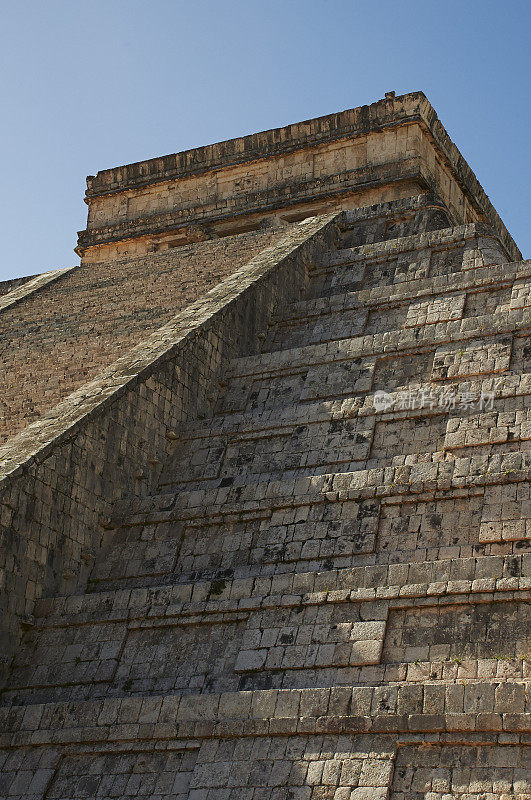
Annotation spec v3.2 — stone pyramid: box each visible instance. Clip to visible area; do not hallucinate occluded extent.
[0,93,528,798]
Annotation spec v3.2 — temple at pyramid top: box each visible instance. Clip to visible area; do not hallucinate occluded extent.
[76,91,521,264]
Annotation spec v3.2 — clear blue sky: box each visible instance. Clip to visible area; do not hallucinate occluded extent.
[1,0,529,280]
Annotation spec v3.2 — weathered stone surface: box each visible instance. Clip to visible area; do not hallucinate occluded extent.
[0,230,280,443]
[77,93,521,265]
[0,94,528,799]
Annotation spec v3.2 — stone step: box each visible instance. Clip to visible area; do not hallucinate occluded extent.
[313,226,505,276]
[307,223,509,299]
[111,450,531,532]
[260,263,530,353]
[158,389,530,491]
[214,327,529,417]
[158,411,530,493]
[164,372,531,446]
[226,312,528,388]
[1,681,528,751]
[313,223,506,269]
[2,556,528,706]
[88,458,531,592]
[270,260,529,327]
[35,553,531,626]
[1,705,528,800]
[162,413,376,488]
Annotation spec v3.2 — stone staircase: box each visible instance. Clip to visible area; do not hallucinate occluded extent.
[0,197,529,799]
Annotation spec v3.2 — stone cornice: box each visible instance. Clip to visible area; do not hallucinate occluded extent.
[85,95,429,197]
[79,92,521,262]
[76,158,424,255]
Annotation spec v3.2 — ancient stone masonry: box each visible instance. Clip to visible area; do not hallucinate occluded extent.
[0,232,280,444]
[0,276,36,299]
[0,93,529,798]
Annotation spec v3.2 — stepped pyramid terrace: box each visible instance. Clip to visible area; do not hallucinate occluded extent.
[0,91,529,799]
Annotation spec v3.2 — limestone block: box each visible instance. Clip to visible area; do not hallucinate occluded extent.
[510,278,531,310]
[431,338,512,380]
[382,601,529,664]
[404,293,465,327]
[444,409,531,451]
[480,483,531,544]
[301,359,376,401]
[236,605,387,675]
[390,744,529,799]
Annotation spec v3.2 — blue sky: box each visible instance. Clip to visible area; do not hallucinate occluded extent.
[1,0,529,280]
